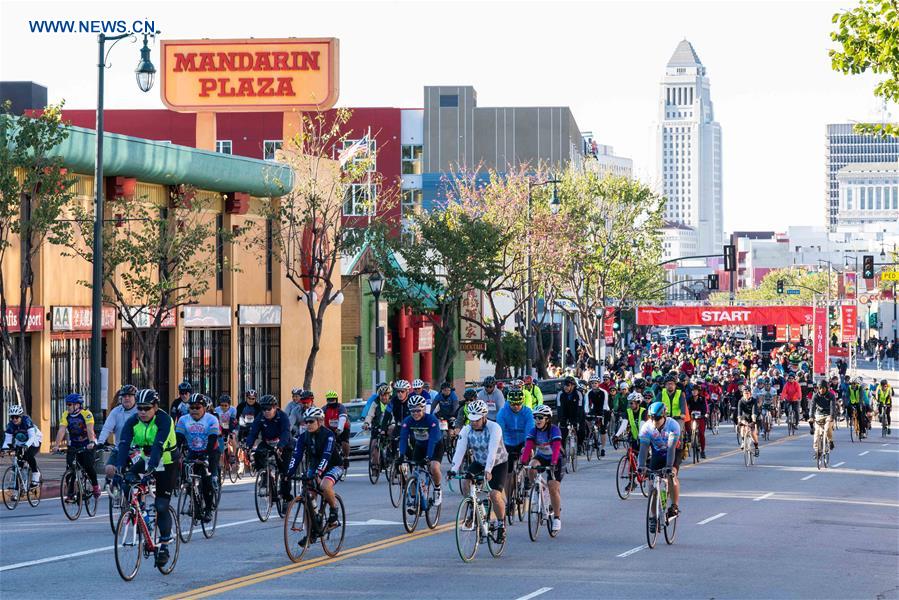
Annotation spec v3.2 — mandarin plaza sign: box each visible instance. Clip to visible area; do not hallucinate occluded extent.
[160,38,339,112]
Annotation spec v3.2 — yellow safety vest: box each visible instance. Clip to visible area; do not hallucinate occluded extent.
[626,407,646,439]
[849,388,860,405]
[661,389,682,418]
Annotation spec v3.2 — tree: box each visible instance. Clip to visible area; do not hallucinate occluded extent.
[259,109,394,389]
[479,330,526,372]
[0,105,75,407]
[830,0,899,136]
[65,185,238,390]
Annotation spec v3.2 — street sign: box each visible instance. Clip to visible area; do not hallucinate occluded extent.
[786,288,801,295]
[881,270,899,281]
[459,339,487,352]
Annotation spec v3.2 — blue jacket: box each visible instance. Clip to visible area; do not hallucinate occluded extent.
[246,409,291,448]
[362,392,380,419]
[398,413,441,459]
[496,404,535,447]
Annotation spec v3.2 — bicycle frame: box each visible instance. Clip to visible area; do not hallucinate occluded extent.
[125,483,157,553]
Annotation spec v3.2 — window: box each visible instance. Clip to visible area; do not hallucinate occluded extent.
[216,140,232,155]
[239,327,280,399]
[343,183,377,216]
[183,328,230,401]
[263,140,283,161]
[341,138,377,172]
[876,187,882,210]
[402,145,423,175]
[439,94,459,107]
[401,189,423,218]
[846,188,853,210]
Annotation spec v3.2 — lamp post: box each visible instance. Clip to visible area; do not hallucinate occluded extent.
[90,32,157,414]
[525,177,561,376]
[368,272,385,388]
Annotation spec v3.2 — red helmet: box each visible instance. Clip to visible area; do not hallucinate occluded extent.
[522,375,534,385]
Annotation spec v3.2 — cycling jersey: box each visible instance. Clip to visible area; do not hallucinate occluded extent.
[495,403,535,447]
[246,409,291,448]
[60,409,94,447]
[521,385,543,409]
[521,424,562,464]
[638,417,681,455]
[288,426,342,478]
[557,389,585,425]
[324,402,349,432]
[117,411,177,470]
[214,406,238,433]
[848,387,864,405]
[236,401,262,430]
[452,420,507,472]
[431,393,459,421]
[476,388,506,421]
[3,415,41,448]
[587,387,609,415]
[170,399,190,421]
[98,403,138,446]
[877,385,893,405]
[738,398,758,419]
[175,414,221,452]
[398,413,441,458]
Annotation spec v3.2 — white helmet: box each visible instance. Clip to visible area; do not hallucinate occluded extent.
[408,394,427,409]
[627,392,643,404]
[588,375,600,383]
[467,399,488,420]
[533,404,553,419]
[393,379,411,391]
[8,405,24,417]
[303,406,324,421]
[411,379,424,389]
[619,381,630,390]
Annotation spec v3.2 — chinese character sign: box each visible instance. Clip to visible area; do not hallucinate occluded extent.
[813,307,827,375]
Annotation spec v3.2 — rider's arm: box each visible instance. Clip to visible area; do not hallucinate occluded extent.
[337,406,348,432]
[614,419,628,439]
[286,434,306,477]
[450,426,469,472]
[97,407,118,445]
[2,431,11,449]
[484,421,503,470]
[397,419,410,457]
[84,410,97,444]
[115,415,138,470]
[314,433,335,477]
[550,434,562,465]
[665,426,680,469]
[245,418,261,448]
[277,413,291,448]
[146,411,173,471]
[520,436,535,464]
[426,417,440,459]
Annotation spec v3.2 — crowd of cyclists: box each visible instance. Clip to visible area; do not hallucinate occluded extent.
[1,329,895,574]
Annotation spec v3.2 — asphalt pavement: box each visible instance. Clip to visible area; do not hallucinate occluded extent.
[1,380,897,599]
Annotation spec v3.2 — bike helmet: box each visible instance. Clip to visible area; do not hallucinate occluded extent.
[463,388,477,401]
[483,376,497,387]
[8,405,24,417]
[642,389,655,399]
[440,381,452,390]
[300,390,315,404]
[259,394,278,408]
[881,379,888,386]
[563,376,576,386]
[588,375,600,383]
[411,379,424,389]
[218,394,232,405]
[619,381,630,390]
[325,390,339,402]
[118,384,138,397]
[178,381,192,393]
[393,379,411,391]
[245,389,258,399]
[291,387,303,396]
[648,401,667,418]
[627,392,643,404]
[533,404,553,419]
[817,379,829,390]
[408,394,427,410]
[135,389,159,406]
[376,384,391,395]
[189,393,206,406]
[664,374,677,383]
[467,399,488,420]
[633,378,646,389]
[303,406,324,421]
[64,393,84,405]
[507,389,524,403]
[522,375,534,385]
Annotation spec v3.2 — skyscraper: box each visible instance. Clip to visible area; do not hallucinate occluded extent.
[655,40,723,255]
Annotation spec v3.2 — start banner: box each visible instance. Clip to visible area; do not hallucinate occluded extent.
[636,306,814,327]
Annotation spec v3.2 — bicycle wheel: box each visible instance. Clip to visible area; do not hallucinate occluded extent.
[154,506,181,575]
[585,430,594,462]
[692,433,700,464]
[202,489,218,539]
[849,415,856,443]
[569,437,578,473]
[176,486,194,543]
[108,485,123,534]
[743,439,751,468]
[368,443,381,484]
[646,487,659,549]
[2,466,19,510]
[527,485,542,542]
[639,471,649,498]
[454,496,479,562]
[615,456,632,500]
[320,494,346,557]
[284,496,312,563]
[25,467,40,508]
[823,448,830,469]
[82,473,98,517]
[227,451,239,484]
[487,501,505,558]
[114,509,142,581]
[254,470,273,522]
[388,464,402,508]
[663,493,677,544]
[274,476,285,518]
[402,476,421,533]
[60,471,82,520]
[425,480,441,529]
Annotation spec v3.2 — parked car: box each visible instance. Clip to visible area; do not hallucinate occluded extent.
[345,400,370,457]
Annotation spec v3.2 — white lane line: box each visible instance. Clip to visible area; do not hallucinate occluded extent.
[753,492,774,502]
[345,519,402,526]
[617,544,648,558]
[801,474,816,480]
[832,461,845,467]
[0,517,261,572]
[696,512,726,525]
[875,449,899,453]
[859,450,870,456]
[514,588,553,600]
[883,443,890,446]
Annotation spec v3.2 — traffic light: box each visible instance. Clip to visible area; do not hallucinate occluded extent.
[723,244,736,272]
[707,274,719,290]
[776,280,784,294]
[869,312,878,327]
[863,255,875,279]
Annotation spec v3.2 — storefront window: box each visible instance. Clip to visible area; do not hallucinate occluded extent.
[183,329,231,400]
[50,337,91,439]
[0,338,31,426]
[239,327,280,399]
[122,329,171,407]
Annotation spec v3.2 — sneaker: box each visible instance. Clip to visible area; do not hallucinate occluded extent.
[202,509,213,523]
[64,494,76,504]
[30,474,41,487]
[433,487,443,507]
[829,440,835,450]
[92,485,102,498]
[667,504,680,519]
[495,524,506,544]
[327,511,340,529]
[600,448,606,458]
[155,544,170,568]
[551,517,562,533]
[753,447,759,457]
[700,450,707,459]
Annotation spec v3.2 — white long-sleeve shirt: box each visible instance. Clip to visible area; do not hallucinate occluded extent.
[451,420,508,472]
[97,404,138,445]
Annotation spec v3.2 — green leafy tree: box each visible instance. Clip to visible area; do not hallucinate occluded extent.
[830,0,899,136]
[0,105,75,407]
[479,330,526,370]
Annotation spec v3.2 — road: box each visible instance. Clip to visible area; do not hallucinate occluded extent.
[2,407,897,599]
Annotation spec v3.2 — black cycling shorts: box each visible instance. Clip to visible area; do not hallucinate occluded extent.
[408,439,445,463]
[533,455,564,482]
[649,449,682,471]
[468,460,507,492]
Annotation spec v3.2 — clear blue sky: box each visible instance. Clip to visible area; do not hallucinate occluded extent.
[0,0,889,231]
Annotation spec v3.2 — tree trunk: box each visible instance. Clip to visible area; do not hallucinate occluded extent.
[303,313,322,391]
[490,325,508,379]
[434,302,458,385]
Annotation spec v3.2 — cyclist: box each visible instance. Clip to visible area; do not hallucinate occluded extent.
[215,394,238,471]
[362,383,390,421]
[323,391,351,471]
[171,381,192,420]
[287,406,344,544]
[521,375,543,409]
[386,380,413,442]
[52,393,100,500]
[245,394,292,502]
[175,393,221,523]
[557,375,585,454]
[431,382,459,425]
[236,389,261,445]
[116,389,177,568]
[2,404,42,487]
[496,389,535,469]
[686,383,708,459]
[449,399,509,543]
[637,401,681,519]
[454,388,478,433]
[611,381,630,421]
[612,393,646,456]
[520,404,563,533]
[286,388,306,437]
[809,379,836,458]
[397,394,444,507]
[293,391,316,436]
[875,379,893,434]
[97,384,138,482]
[847,378,868,438]
[477,376,506,421]
[781,373,802,428]
[656,375,685,427]
[737,387,760,457]
[587,375,610,457]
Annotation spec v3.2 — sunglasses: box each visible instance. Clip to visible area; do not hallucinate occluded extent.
[534,415,548,420]
[304,419,316,424]
[189,404,204,409]
[509,401,523,406]
[264,406,276,411]
[10,415,21,419]
[410,408,424,413]
[137,405,152,412]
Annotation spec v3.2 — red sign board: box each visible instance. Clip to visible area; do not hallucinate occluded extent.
[603,307,615,344]
[813,307,827,375]
[417,325,434,352]
[636,306,813,327]
[840,305,856,343]
[844,273,857,300]
[1,306,44,332]
[51,306,116,331]
[775,325,788,342]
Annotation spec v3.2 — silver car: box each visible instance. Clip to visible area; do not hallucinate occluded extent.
[346,400,370,457]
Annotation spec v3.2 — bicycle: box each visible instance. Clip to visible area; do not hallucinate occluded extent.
[879,404,890,437]
[176,458,219,542]
[235,442,255,479]
[785,403,798,436]
[813,418,831,469]
[614,439,648,500]
[848,408,859,443]
[113,478,180,581]
[740,421,756,468]
[760,404,773,441]
[401,459,441,533]
[254,449,285,522]
[584,416,602,461]
[527,465,558,542]
[504,459,527,525]
[283,475,346,562]
[644,468,677,549]
[367,430,392,485]
[452,472,504,562]
[708,402,720,436]
[440,418,456,461]
[57,447,99,520]
[100,444,137,534]
[2,444,41,510]
[689,411,702,464]
[220,437,240,483]
[564,428,578,473]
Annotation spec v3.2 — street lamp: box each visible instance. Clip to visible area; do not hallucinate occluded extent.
[90,31,158,415]
[368,272,385,387]
[526,177,561,375]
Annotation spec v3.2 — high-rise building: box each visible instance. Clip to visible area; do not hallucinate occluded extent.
[825,124,899,229]
[655,40,723,255]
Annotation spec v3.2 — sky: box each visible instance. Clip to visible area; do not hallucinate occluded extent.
[0,0,890,232]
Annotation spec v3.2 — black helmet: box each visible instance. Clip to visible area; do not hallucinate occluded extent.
[259,394,277,408]
[118,384,138,397]
[563,376,576,386]
[245,389,258,399]
[291,387,303,396]
[189,392,206,405]
[483,376,497,387]
[463,388,477,401]
[817,379,829,389]
[881,379,888,386]
[135,389,159,406]
[664,374,677,383]
[218,394,232,405]
[178,381,192,393]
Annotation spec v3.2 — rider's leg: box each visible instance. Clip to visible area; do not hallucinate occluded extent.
[547,479,562,517]
[319,477,338,510]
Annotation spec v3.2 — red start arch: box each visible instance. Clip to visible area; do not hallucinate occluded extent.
[636,306,814,327]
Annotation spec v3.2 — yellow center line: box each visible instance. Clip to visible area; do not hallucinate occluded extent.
[162,523,454,600]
